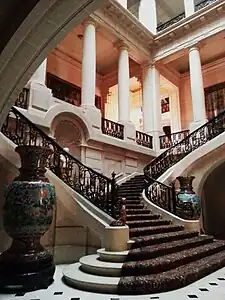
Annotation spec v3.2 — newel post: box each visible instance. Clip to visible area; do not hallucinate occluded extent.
[111,171,117,218]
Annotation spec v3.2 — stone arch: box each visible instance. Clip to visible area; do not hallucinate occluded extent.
[0,0,104,128]
[53,117,84,161]
[45,103,94,140]
[201,161,225,239]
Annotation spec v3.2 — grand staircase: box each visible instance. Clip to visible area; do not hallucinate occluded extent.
[63,173,225,294]
[2,106,225,295]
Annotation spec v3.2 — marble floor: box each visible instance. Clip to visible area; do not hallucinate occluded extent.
[2,265,225,300]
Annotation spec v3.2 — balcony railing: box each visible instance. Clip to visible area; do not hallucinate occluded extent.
[195,0,218,11]
[101,118,124,140]
[157,12,185,32]
[15,88,29,109]
[159,130,190,149]
[136,131,153,149]
[157,0,218,32]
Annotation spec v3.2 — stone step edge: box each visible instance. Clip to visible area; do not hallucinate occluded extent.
[63,262,119,294]
[79,254,123,276]
[97,248,129,262]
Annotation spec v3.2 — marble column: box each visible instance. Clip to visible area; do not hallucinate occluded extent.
[117,41,135,141]
[28,59,52,112]
[142,63,162,151]
[189,45,207,131]
[184,0,195,17]
[81,19,101,131]
[139,0,157,35]
[118,42,130,123]
[117,0,127,8]
[81,19,96,107]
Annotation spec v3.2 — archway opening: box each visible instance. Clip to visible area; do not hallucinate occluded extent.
[202,161,225,239]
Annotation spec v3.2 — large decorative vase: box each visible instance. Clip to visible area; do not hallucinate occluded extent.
[176,176,201,220]
[0,146,56,292]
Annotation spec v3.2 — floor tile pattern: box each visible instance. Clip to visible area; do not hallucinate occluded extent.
[2,265,225,300]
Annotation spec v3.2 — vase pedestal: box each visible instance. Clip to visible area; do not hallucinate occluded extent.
[0,146,56,292]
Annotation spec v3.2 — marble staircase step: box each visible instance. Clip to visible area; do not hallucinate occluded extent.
[97,248,128,262]
[63,263,119,294]
[121,240,225,276]
[129,224,184,238]
[131,230,199,248]
[126,235,214,261]
[79,254,123,277]
[118,249,225,295]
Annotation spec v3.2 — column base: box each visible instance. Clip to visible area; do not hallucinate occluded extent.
[189,119,207,133]
[28,81,53,112]
[120,121,136,142]
[80,104,101,132]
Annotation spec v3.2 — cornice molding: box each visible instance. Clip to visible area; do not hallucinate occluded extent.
[92,1,153,63]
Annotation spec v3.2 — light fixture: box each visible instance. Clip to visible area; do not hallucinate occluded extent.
[77,34,83,40]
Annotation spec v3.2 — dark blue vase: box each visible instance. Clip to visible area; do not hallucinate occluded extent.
[0,146,56,292]
[176,176,201,220]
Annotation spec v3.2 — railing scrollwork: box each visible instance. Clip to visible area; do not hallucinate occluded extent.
[144,109,225,218]
[159,129,190,149]
[195,0,218,11]
[15,88,29,109]
[2,107,118,219]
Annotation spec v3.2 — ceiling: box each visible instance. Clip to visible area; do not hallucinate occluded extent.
[57,24,120,76]
[167,31,225,74]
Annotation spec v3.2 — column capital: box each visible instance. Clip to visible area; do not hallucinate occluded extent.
[82,17,97,28]
[114,40,129,51]
[140,60,154,70]
[188,41,201,52]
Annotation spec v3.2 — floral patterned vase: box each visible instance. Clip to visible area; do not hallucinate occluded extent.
[0,146,56,292]
[176,176,201,220]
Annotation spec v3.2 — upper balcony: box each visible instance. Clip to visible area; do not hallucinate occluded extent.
[124,0,220,34]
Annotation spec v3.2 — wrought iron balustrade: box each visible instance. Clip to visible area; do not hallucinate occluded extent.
[1,106,118,219]
[159,129,190,149]
[144,110,225,181]
[15,88,29,109]
[101,117,124,140]
[136,130,153,149]
[144,176,198,220]
[157,12,185,32]
[195,0,218,11]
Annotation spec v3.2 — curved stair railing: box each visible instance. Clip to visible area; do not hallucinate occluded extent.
[144,110,225,218]
[1,106,118,219]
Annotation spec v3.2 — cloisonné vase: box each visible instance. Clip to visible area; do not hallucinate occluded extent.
[0,145,56,292]
[176,176,201,220]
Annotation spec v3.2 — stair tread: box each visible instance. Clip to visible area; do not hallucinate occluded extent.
[126,214,161,221]
[126,219,170,227]
[63,263,119,290]
[131,230,199,247]
[118,249,225,295]
[126,209,150,213]
[129,224,183,234]
[122,240,225,272]
[126,235,214,260]
[80,254,123,270]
